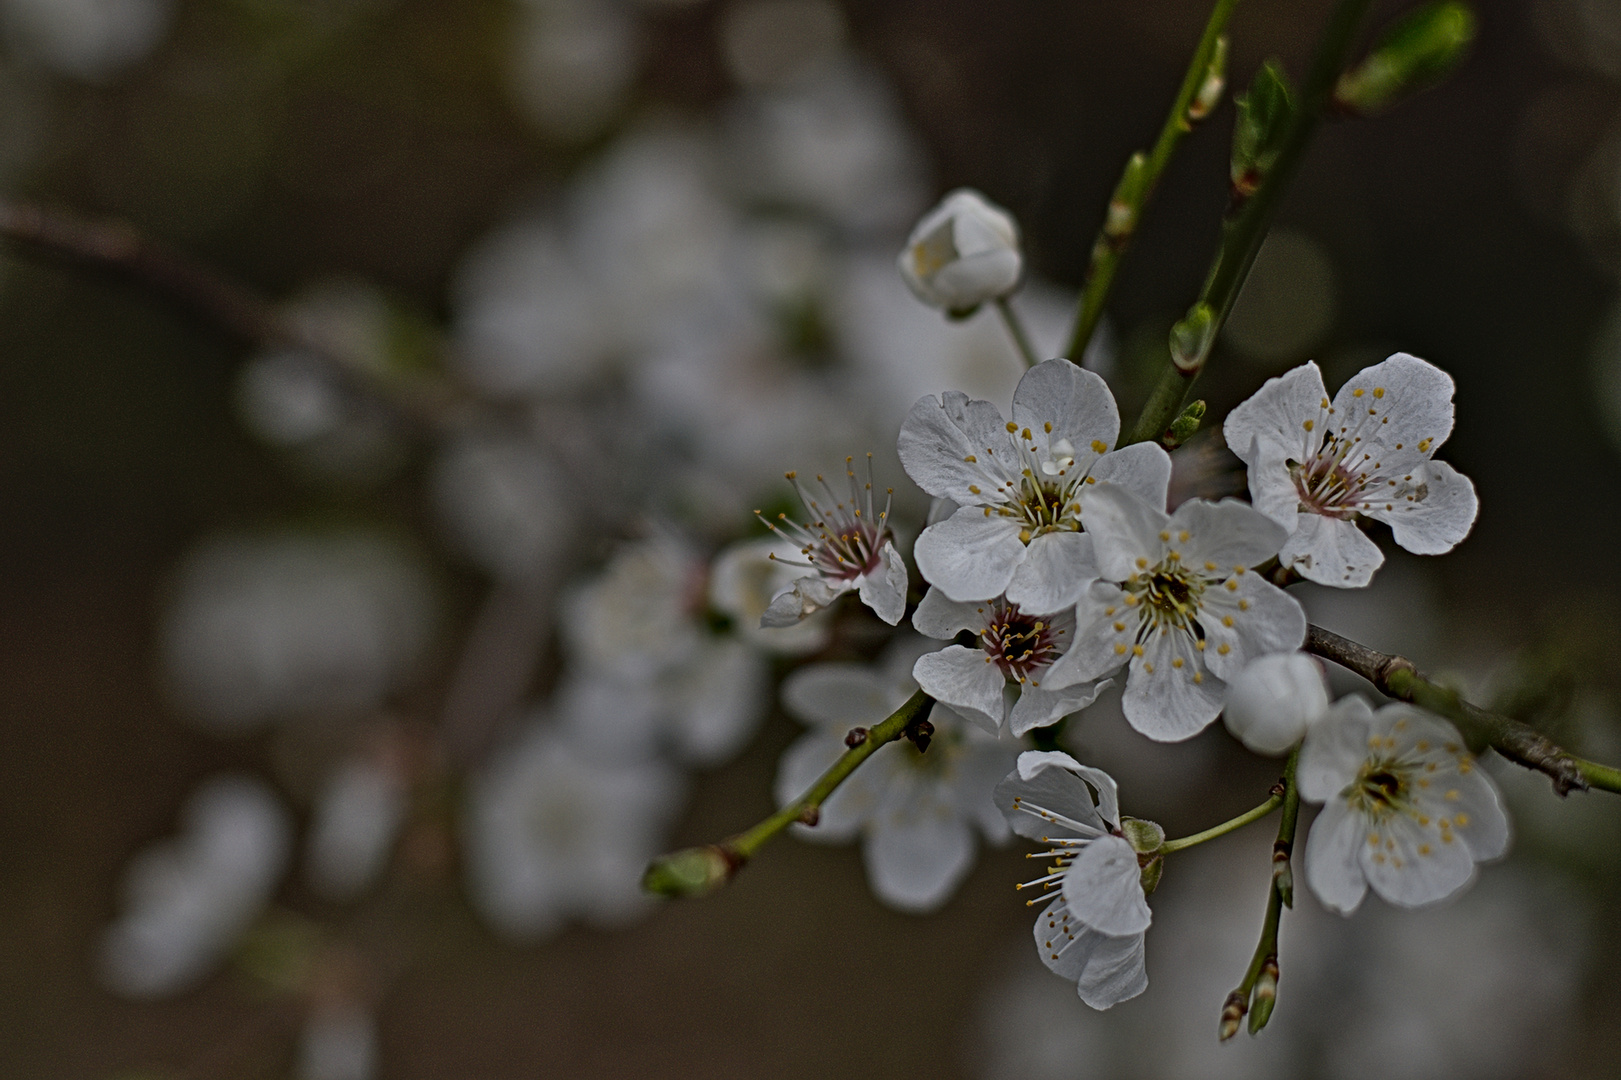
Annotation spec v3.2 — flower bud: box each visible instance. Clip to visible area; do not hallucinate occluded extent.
[1222,653,1329,756]
[1335,2,1475,117]
[1170,302,1216,373]
[897,188,1022,316]
[1230,61,1294,198]
[1165,399,1206,449]
[1187,35,1228,122]
[641,845,738,898]
[1247,955,1279,1034]
[1218,989,1247,1041]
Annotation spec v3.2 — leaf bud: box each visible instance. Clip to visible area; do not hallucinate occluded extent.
[1230,61,1295,198]
[1169,302,1217,373]
[1187,34,1229,122]
[642,845,738,898]
[1247,955,1279,1034]
[1165,399,1206,449]
[1335,2,1476,117]
[1104,153,1150,242]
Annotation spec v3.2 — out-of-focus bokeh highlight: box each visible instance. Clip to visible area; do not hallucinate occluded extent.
[4,0,1621,1077]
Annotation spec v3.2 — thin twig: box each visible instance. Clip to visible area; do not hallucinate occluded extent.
[1304,623,1620,796]
[1220,746,1299,1040]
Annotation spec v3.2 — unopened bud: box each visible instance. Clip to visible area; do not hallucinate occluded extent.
[1170,303,1216,373]
[1104,153,1149,242]
[1222,652,1330,756]
[905,717,935,754]
[1230,61,1294,198]
[898,188,1023,316]
[1218,989,1247,1041]
[642,845,739,898]
[1187,35,1229,122]
[1335,2,1475,117]
[1164,399,1206,449]
[844,726,869,748]
[1272,841,1295,908]
[1248,956,1279,1034]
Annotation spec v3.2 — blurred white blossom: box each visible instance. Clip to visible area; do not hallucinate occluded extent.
[306,757,409,902]
[3,0,173,81]
[298,1001,378,1080]
[99,775,292,998]
[430,433,578,581]
[507,0,638,142]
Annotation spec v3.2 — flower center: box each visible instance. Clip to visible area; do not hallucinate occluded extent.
[1289,449,1367,519]
[1125,561,1206,634]
[1349,760,1411,820]
[759,455,892,582]
[981,601,1071,682]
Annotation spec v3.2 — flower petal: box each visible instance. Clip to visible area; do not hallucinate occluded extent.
[856,540,910,626]
[1004,530,1096,615]
[910,586,986,640]
[863,776,976,913]
[1010,358,1120,453]
[1303,798,1370,915]
[1042,580,1129,690]
[1171,497,1289,572]
[761,573,852,627]
[1333,352,1456,461]
[1361,811,1475,909]
[913,645,1007,733]
[1369,458,1478,556]
[897,391,1018,504]
[1062,834,1151,936]
[1119,626,1225,741]
[1297,695,1377,801]
[1074,930,1148,1010]
[1198,573,1307,683]
[1008,679,1108,737]
[1280,512,1385,588]
[1079,484,1171,582]
[994,750,1114,840]
[1088,441,1173,511]
[782,664,902,728]
[1222,360,1329,468]
[913,509,1027,602]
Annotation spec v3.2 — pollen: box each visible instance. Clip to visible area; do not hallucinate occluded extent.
[1192,672,1203,683]
[969,485,980,494]
[1132,644,1144,657]
[1445,789,1459,801]
[1136,557,1148,569]
[1143,662,1154,673]
[1217,643,1230,655]
[1353,388,1365,398]
[1179,531,1189,542]
[1303,419,1314,432]
[1418,438,1432,452]
[964,454,977,463]
[1006,421,1017,433]
[1091,439,1107,454]
[1159,531,1170,542]
[1171,657,1184,668]
[1044,422,1053,433]
[1115,643,1127,655]
[1113,622,1125,631]
[1455,813,1469,827]
[1373,387,1385,398]
[1418,844,1431,855]
[1238,599,1249,611]
[1225,579,1238,591]
[1222,615,1234,627]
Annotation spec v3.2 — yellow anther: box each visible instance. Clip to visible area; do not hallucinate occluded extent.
[1132,645,1144,657]
[1303,419,1314,432]
[1353,388,1365,398]
[1418,844,1431,856]
[1418,438,1432,452]
[1222,615,1234,627]
[1114,643,1127,655]
[969,485,980,494]
[1225,580,1238,591]
[1196,640,1206,651]
[1022,427,1033,440]
[1090,439,1107,454]
[964,454,977,463]
[1136,557,1148,569]
[1217,643,1230,655]
[1143,662,1154,673]
[1445,789,1459,801]
[1044,422,1053,433]
[1455,813,1469,827]
[1192,672,1203,683]
[1006,421,1018,432]
[1159,531,1171,542]
[1373,387,1385,398]
[1171,657,1183,669]
[1179,531,1189,543]
[1238,600,1249,611]
[1204,561,1216,571]
[1112,622,1125,632]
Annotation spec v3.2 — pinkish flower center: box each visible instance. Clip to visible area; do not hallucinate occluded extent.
[981,601,1071,683]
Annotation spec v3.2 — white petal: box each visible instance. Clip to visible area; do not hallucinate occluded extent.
[1333,352,1456,459]
[1198,573,1307,683]
[928,250,1022,309]
[1222,360,1329,467]
[669,639,769,765]
[1010,359,1120,452]
[1370,458,1479,556]
[1004,531,1096,615]
[782,665,901,728]
[1074,930,1148,1010]
[1008,680,1107,737]
[1361,811,1475,909]
[863,785,976,913]
[1280,512,1385,588]
[1078,484,1170,582]
[760,574,851,627]
[910,586,986,640]
[1222,652,1330,756]
[913,509,1027,602]
[951,741,1021,844]
[1119,628,1225,741]
[1296,695,1377,801]
[912,646,1007,733]
[1171,497,1289,572]
[1244,447,1306,530]
[1088,441,1173,511]
[897,390,1018,503]
[1062,835,1151,936]
[1042,580,1129,690]
[994,751,1114,841]
[1303,798,1370,915]
[856,541,909,625]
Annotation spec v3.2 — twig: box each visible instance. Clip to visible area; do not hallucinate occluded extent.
[995,296,1041,368]
[1065,0,1238,361]
[1127,0,1376,446]
[1304,624,1620,796]
[0,199,460,431]
[643,691,936,898]
[1220,746,1299,1040]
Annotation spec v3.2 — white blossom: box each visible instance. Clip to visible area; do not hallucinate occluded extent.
[774,636,1017,912]
[897,358,1172,614]
[464,721,685,939]
[994,751,1150,1010]
[305,756,409,902]
[297,1001,377,1080]
[1222,652,1330,756]
[752,455,907,628]
[99,775,292,998]
[898,188,1023,314]
[507,0,638,143]
[161,532,437,731]
[429,432,578,581]
[1222,354,1478,588]
[1299,696,1510,914]
[911,588,1106,736]
[4,0,173,82]
[709,536,836,653]
[1044,484,1306,741]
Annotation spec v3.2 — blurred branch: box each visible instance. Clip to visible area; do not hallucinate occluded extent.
[1065,0,1237,361]
[1220,745,1299,1040]
[643,690,936,898]
[995,296,1041,367]
[1127,0,1376,446]
[438,578,555,767]
[1304,624,1621,796]
[0,199,462,432]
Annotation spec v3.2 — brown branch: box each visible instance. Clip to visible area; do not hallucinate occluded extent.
[1303,624,1618,796]
[0,199,461,431]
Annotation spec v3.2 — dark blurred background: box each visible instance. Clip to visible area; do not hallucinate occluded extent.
[4,0,1621,1077]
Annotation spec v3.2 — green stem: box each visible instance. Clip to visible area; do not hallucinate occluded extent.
[995,296,1041,369]
[643,691,935,897]
[1221,746,1300,1040]
[1127,0,1376,446]
[1066,0,1239,361]
[1304,624,1621,797]
[1159,790,1283,853]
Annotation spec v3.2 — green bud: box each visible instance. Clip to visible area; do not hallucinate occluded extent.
[1230,61,1295,196]
[1119,815,1165,855]
[1335,2,1476,117]
[642,845,738,898]
[1247,955,1279,1034]
[1169,302,1217,373]
[1104,152,1150,241]
[1187,34,1229,122]
[1165,399,1207,449]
